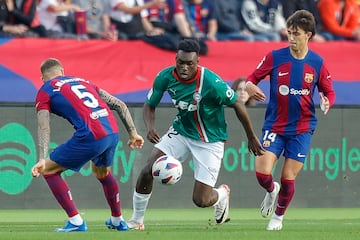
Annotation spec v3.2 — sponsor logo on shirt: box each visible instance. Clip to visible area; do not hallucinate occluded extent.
[90,108,109,119]
[279,85,310,96]
[175,101,197,112]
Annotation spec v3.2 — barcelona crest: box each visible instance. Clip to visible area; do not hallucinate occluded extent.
[304,73,314,83]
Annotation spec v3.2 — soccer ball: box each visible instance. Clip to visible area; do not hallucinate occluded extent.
[152,155,183,185]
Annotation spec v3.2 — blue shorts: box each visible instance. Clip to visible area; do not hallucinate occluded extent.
[260,130,313,163]
[50,133,119,171]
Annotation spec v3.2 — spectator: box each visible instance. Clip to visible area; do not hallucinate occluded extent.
[108,0,164,40]
[232,77,256,106]
[240,0,287,41]
[280,0,328,42]
[109,0,208,54]
[0,0,37,37]
[3,0,48,37]
[183,0,218,41]
[214,0,270,41]
[317,0,360,41]
[38,0,82,38]
[145,0,192,38]
[72,0,117,40]
[143,0,208,54]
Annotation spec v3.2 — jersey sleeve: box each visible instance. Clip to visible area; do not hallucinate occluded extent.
[35,89,51,112]
[246,52,273,85]
[145,70,168,107]
[211,73,238,106]
[318,64,336,106]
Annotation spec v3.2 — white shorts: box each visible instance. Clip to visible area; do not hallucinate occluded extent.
[155,127,224,187]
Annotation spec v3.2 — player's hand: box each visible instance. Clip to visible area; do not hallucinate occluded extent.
[247,135,265,156]
[146,129,160,144]
[319,92,330,115]
[31,159,46,177]
[245,82,266,102]
[128,134,144,149]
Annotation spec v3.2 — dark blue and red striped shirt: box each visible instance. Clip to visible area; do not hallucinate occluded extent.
[247,47,336,135]
[35,76,119,140]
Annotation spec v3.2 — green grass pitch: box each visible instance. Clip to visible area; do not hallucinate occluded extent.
[0,208,359,240]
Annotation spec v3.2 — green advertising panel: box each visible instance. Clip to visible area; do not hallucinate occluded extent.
[0,104,359,209]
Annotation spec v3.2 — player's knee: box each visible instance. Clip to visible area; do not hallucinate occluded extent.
[92,166,109,179]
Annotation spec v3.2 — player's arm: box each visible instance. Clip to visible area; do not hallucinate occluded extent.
[32,109,50,177]
[232,99,264,156]
[142,71,167,144]
[38,109,50,160]
[245,53,273,102]
[98,88,144,149]
[318,65,336,115]
[143,102,160,144]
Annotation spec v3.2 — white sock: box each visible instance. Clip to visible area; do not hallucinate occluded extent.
[213,187,227,206]
[69,214,83,226]
[110,215,124,226]
[130,191,151,223]
[272,213,284,221]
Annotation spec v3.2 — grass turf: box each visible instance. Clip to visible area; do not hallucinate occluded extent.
[0,208,359,240]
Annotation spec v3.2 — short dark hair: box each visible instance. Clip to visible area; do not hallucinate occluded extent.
[178,39,200,55]
[286,10,316,39]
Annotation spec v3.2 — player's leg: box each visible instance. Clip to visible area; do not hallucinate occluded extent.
[45,135,116,232]
[266,159,303,231]
[266,132,310,231]
[256,130,285,219]
[256,151,280,218]
[192,180,230,224]
[190,140,230,224]
[127,147,163,230]
[93,164,129,231]
[42,158,87,232]
[91,134,129,231]
[128,127,189,230]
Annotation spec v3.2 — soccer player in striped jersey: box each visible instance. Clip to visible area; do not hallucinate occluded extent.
[245,10,336,230]
[126,38,264,230]
[31,58,144,232]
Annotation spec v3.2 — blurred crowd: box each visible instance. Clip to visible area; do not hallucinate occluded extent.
[1,0,359,108]
[1,0,359,49]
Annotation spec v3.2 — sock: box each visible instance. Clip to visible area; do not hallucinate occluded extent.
[69,214,83,226]
[131,191,151,223]
[213,186,227,206]
[272,213,284,221]
[275,178,295,216]
[98,172,121,218]
[256,171,274,192]
[110,215,125,226]
[44,173,79,218]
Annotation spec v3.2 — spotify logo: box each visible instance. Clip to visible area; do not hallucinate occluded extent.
[0,123,36,194]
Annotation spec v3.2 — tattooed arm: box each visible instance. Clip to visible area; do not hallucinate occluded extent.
[38,109,50,160]
[31,109,50,177]
[98,88,144,149]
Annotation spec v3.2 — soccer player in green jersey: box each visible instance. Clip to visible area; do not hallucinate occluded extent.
[127,39,264,230]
